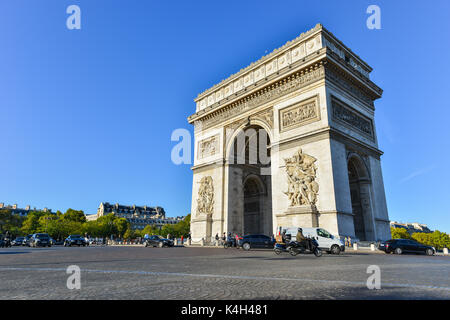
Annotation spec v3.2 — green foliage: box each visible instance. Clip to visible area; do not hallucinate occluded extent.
[21,211,46,235]
[1,209,191,242]
[62,209,86,223]
[412,230,450,250]
[390,227,411,240]
[114,218,130,238]
[0,209,25,237]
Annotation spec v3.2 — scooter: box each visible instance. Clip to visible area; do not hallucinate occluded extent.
[274,238,322,257]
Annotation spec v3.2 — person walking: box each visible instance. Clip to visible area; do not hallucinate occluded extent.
[181,235,184,244]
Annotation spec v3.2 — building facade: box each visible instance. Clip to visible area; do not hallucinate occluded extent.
[0,203,53,217]
[188,24,391,243]
[95,202,184,230]
[390,221,432,234]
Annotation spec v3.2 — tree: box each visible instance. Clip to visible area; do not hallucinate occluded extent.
[390,227,411,240]
[21,211,45,235]
[412,231,450,250]
[114,218,130,239]
[63,209,86,223]
[97,214,118,239]
[0,209,25,237]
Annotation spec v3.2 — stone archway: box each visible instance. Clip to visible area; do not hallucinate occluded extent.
[226,125,272,236]
[347,154,375,241]
[243,176,265,235]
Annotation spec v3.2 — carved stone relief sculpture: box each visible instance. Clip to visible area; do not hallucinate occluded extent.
[196,176,214,216]
[283,149,319,207]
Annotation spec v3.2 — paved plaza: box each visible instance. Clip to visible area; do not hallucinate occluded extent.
[0,246,449,300]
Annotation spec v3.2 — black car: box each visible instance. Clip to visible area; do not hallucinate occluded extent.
[64,235,87,247]
[379,239,435,255]
[237,234,276,251]
[144,235,174,248]
[11,237,25,246]
[29,233,51,247]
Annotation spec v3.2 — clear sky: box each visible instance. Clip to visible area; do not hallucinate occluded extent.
[1,1,449,232]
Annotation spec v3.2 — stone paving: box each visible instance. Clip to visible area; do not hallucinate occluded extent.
[0,246,449,300]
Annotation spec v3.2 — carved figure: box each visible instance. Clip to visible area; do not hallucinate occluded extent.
[283,149,319,206]
[197,176,214,215]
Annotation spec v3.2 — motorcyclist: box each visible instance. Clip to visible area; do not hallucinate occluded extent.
[296,228,309,250]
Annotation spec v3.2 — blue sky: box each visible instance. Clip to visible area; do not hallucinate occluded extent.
[1,1,449,232]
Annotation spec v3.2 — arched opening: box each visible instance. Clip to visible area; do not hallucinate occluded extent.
[227,124,272,236]
[347,155,372,241]
[243,177,265,234]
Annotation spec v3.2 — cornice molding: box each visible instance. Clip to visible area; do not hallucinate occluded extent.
[193,24,377,114]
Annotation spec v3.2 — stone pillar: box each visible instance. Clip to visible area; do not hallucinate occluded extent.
[370,243,375,251]
[353,243,358,251]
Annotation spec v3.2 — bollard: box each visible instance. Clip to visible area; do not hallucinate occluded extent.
[187,238,191,246]
[353,243,358,251]
[174,238,178,246]
[370,244,375,251]
[444,248,449,255]
[201,238,205,246]
[216,240,219,247]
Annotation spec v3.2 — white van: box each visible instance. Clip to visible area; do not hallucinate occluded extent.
[280,226,345,254]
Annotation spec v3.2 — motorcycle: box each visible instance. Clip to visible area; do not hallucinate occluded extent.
[274,238,322,257]
[223,239,235,249]
[0,238,12,248]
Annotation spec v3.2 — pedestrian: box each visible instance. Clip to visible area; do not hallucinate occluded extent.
[235,233,239,247]
[181,235,184,244]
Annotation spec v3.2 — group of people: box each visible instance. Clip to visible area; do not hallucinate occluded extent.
[215,232,239,246]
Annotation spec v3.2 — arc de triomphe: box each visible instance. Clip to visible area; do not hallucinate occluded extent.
[188,24,390,243]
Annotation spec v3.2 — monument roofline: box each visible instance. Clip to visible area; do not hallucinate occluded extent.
[194,24,374,106]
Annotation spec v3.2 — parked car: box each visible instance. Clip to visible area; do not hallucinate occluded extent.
[11,237,25,246]
[29,233,51,247]
[379,239,435,255]
[144,235,174,248]
[23,234,33,246]
[64,235,87,247]
[237,234,275,251]
[281,227,345,254]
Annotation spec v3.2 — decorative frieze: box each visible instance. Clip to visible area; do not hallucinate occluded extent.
[195,65,325,131]
[332,97,374,139]
[198,135,219,159]
[279,95,320,132]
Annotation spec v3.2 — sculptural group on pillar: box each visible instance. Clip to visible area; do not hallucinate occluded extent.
[284,149,319,207]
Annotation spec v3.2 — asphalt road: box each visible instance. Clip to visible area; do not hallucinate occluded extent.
[0,245,449,300]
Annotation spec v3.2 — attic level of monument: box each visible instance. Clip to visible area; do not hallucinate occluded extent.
[188,24,382,125]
